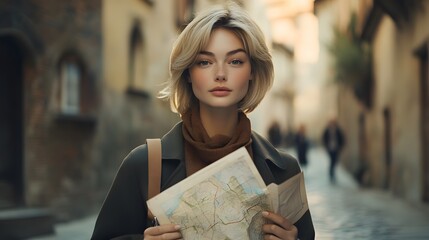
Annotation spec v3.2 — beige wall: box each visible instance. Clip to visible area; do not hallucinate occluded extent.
[103,0,177,93]
[317,0,429,202]
[98,0,181,198]
[369,5,429,200]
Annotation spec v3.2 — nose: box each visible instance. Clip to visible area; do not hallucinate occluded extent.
[216,75,226,81]
[215,65,226,81]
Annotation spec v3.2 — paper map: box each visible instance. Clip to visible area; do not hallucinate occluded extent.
[146,147,308,240]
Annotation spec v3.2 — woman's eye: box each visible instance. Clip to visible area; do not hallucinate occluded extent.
[197,60,210,66]
[230,59,243,65]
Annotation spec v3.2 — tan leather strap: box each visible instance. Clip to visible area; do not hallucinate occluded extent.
[146,138,161,220]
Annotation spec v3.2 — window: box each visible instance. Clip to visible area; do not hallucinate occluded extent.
[56,51,97,125]
[129,25,144,89]
[60,61,80,114]
[127,23,150,98]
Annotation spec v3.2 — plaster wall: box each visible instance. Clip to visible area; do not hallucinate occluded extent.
[370,4,429,200]
[103,0,177,93]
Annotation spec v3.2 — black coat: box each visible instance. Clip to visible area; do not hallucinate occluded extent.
[91,122,315,240]
[322,126,345,154]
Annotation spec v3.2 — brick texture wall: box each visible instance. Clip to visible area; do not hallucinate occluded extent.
[1,0,180,222]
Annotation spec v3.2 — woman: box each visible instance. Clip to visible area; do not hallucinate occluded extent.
[92,3,315,240]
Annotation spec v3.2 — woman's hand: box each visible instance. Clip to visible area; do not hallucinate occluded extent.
[262,211,298,240]
[143,224,182,240]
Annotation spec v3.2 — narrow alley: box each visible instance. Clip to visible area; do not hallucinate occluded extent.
[31,147,429,240]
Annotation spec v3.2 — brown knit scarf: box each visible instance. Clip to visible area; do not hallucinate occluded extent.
[182,105,253,176]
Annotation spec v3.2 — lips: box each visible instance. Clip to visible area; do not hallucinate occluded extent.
[210,86,231,92]
[209,86,232,97]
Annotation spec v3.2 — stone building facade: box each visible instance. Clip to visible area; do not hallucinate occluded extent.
[0,0,179,229]
[314,0,429,204]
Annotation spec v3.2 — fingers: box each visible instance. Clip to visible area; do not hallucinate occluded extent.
[262,211,298,240]
[144,224,182,239]
[262,211,293,229]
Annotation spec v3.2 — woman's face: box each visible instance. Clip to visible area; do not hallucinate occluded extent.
[189,28,252,111]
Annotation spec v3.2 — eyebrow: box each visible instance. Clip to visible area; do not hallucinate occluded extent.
[198,48,247,57]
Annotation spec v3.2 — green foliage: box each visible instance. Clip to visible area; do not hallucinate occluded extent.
[329,13,372,108]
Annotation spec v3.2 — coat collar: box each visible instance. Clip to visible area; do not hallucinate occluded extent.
[161,122,185,160]
[159,121,288,188]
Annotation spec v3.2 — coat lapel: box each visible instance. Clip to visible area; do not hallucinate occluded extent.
[160,122,186,190]
[251,135,276,185]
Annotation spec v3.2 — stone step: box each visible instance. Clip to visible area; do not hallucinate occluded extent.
[0,208,55,239]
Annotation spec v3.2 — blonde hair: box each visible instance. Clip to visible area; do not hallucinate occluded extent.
[159,3,273,115]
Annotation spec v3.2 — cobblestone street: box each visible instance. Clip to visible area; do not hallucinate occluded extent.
[300,147,429,240]
[31,147,429,240]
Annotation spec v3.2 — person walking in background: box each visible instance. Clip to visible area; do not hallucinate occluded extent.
[295,124,309,168]
[322,118,345,183]
[268,121,282,148]
[91,3,315,240]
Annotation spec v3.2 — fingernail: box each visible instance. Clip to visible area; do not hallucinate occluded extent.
[262,211,269,217]
[175,225,181,230]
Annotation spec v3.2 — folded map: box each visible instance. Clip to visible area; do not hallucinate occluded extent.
[147,147,308,240]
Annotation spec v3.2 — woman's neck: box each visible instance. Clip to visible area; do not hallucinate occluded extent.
[199,105,238,138]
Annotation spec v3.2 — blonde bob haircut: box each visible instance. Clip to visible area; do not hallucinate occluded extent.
[159,3,274,115]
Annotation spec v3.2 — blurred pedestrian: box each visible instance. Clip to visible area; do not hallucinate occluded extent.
[295,124,309,168]
[91,3,314,240]
[268,121,282,147]
[322,118,345,183]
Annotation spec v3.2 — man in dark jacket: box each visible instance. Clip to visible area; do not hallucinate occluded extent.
[322,118,345,183]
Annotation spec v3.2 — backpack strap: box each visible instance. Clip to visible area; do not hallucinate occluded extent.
[146,138,162,220]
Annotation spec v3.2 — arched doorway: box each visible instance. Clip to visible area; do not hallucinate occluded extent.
[0,36,24,208]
